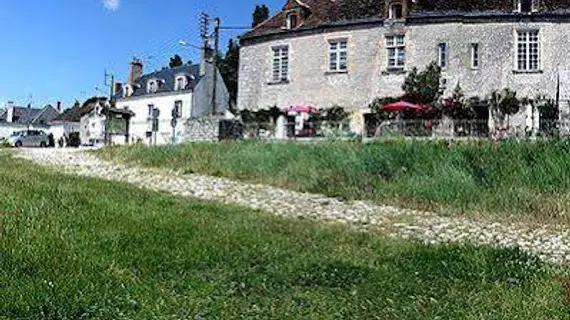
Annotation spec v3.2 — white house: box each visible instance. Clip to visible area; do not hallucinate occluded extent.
[114,59,230,145]
[0,101,61,140]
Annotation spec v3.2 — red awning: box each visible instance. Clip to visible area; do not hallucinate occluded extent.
[381,101,425,112]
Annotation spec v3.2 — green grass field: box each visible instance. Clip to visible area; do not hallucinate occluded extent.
[1,153,569,318]
[97,140,570,224]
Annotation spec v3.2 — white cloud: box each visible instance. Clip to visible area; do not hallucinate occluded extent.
[101,0,120,11]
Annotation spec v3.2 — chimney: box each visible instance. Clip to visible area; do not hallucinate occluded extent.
[6,101,14,123]
[56,101,62,113]
[114,82,123,96]
[128,58,144,84]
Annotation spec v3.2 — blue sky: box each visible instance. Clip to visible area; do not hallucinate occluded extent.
[0,0,282,109]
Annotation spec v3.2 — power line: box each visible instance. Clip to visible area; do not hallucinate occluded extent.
[219,26,251,30]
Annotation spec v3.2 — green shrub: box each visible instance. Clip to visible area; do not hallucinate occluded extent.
[47,133,55,147]
[67,132,81,147]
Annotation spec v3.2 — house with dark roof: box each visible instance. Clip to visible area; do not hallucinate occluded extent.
[0,102,61,139]
[238,0,570,133]
[114,58,230,145]
[0,103,60,126]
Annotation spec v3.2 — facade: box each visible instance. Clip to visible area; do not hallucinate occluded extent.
[76,97,134,146]
[79,102,107,146]
[238,0,570,128]
[114,59,230,145]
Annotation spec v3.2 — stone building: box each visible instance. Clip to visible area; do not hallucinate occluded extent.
[238,0,570,131]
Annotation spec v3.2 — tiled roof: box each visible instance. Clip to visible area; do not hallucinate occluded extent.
[52,98,107,123]
[0,106,59,125]
[52,105,86,123]
[242,0,338,39]
[241,0,570,41]
[33,106,60,125]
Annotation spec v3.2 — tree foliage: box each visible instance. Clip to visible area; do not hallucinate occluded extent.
[252,5,270,27]
[169,55,183,68]
[240,106,283,124]
[490,88,521,117]
[319,106,349,122]
[443,84,476,119]
[218,39,240,105]
[402,62,442,106]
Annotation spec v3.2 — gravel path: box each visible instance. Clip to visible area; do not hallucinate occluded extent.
[15,148,570,265]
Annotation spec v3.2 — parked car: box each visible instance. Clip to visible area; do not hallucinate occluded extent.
[6,130,50,148]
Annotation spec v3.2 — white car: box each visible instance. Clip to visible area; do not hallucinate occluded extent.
[6,130,50,148]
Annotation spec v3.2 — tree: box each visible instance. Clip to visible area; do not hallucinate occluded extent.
[489,88,521,126]
[169,55,183,68]
[497,89,521,117]
[252,5,270,27]
[218,39,240,105]
[443,84,475,119]
[402,62,442,106]
[321,106,349,122]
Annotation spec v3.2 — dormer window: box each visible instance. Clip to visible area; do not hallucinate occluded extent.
[389,3,404,19]
[175,75,188,91]
[123,85,132,97]
[515,0,533,12]
[147,80,158,93]
[286,12,298,30]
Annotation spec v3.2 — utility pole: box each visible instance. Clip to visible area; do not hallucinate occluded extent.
[211,17,220,116]
[104,70,115,146]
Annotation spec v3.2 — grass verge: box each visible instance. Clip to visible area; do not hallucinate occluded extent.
[98,140,570,224]
[2,152,570,319]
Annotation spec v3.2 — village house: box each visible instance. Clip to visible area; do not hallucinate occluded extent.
[49,97,134,146]
[0,102,61,139]
[114,58,230,145]
[238,0,570,133]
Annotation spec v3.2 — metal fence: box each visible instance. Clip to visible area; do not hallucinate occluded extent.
[240,119,569,141]
[123,118,570,144]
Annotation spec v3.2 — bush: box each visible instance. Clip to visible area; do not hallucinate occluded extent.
[67,132,81,147]
[47,133,55,147]
[0,138,10,148]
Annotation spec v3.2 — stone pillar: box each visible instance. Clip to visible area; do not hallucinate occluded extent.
[275,115,287,140]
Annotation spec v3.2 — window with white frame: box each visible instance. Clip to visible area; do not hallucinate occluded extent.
[515,0,533,12]
[174,100,183,118]
[147,80,158,93]
[123,85,132,97]
[386,35,405,69]
[438,43,448,69]
[516,30,540,71]
[471,43,480,69]
[272,46,289,82]
[329,40,348,72]
[389,3,403,19]
[175,76,187,91]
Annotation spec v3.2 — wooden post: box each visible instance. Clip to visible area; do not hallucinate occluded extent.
[125,115,130,144]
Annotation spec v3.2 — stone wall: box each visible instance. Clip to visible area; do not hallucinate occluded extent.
[238,20,570,125]
[182,117,221,142]
[182,118,244,142]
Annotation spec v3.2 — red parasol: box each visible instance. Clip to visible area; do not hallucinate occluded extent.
[381,101,425,112]
[285,105,320,114]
